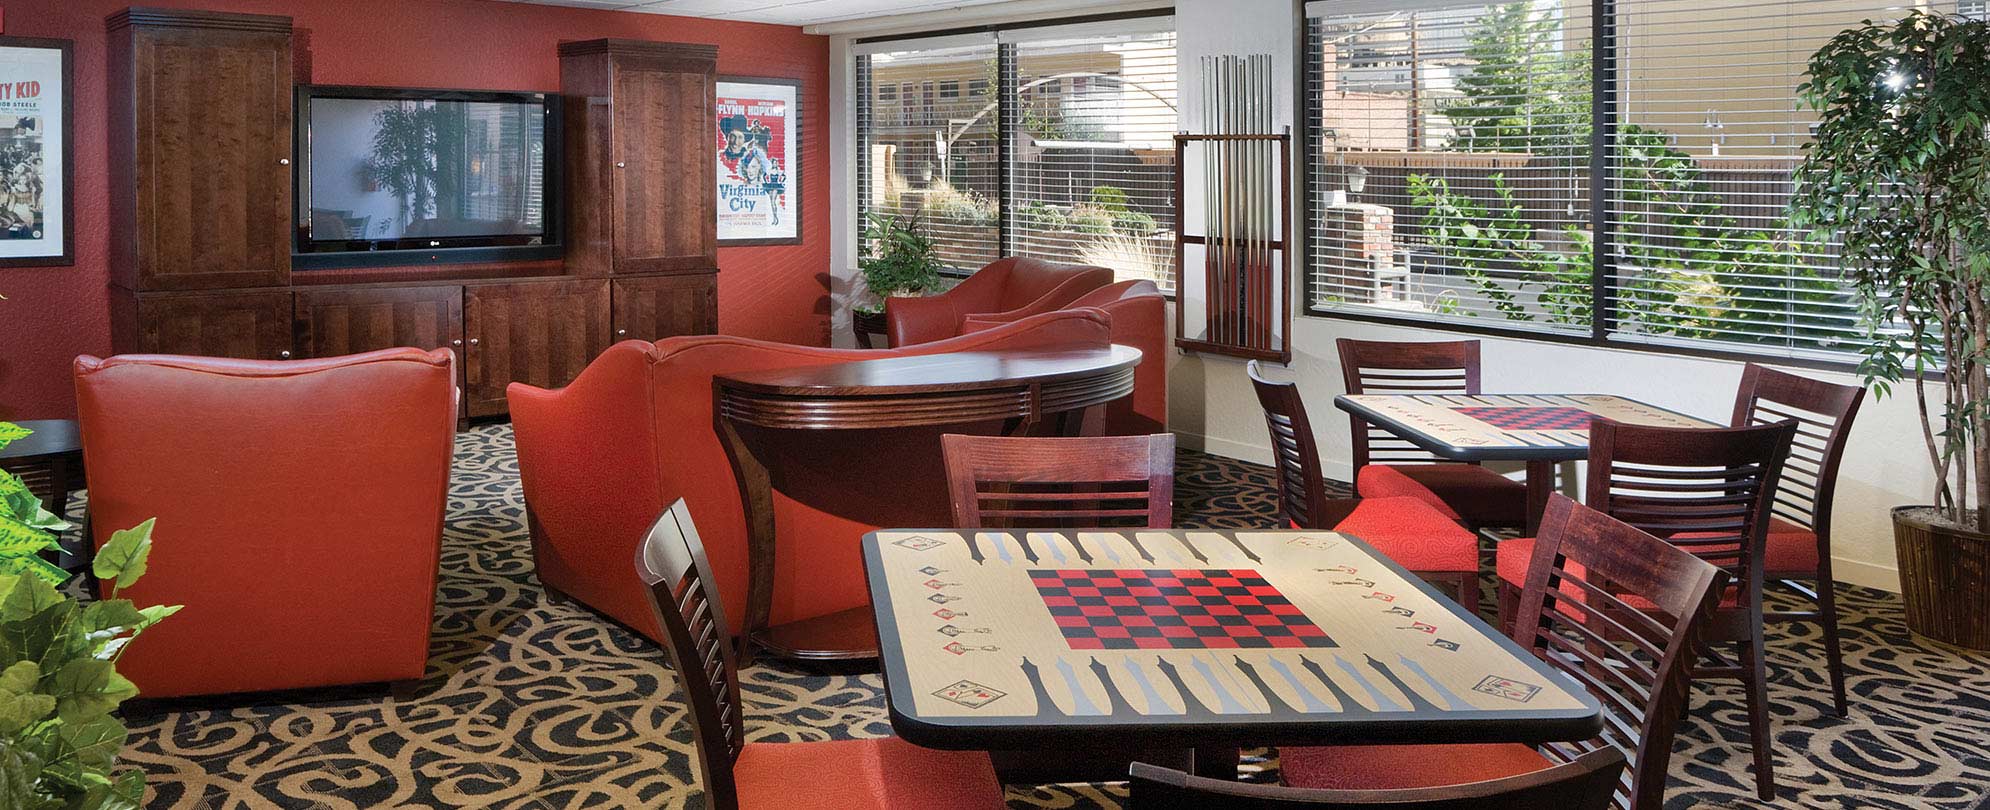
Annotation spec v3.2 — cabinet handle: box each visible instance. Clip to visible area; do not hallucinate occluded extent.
[279,350,292,359]
[279,158,290,166]
[616,328,627,336]
[451,339,463,347]
[615,161,627,168]
[469,338,481,346]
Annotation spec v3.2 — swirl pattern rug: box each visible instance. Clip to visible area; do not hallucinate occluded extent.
[115,424,1989,809]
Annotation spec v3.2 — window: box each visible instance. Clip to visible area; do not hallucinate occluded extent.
[1010,28,1178,286]
[856,17,1178,283]
[858,41,1001,270]
[1302,0,1926,362]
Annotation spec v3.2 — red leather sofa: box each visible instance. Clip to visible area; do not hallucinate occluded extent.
[961,279,1168,435]
[884,257,1113,347]
[73,349,457,699]
[509,309,1117,644]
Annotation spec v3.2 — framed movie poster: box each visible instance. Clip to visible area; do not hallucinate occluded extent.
[0,37,70,267]
[716,77,800,245]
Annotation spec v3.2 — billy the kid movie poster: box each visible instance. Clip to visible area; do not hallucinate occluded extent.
[0,40,64,263]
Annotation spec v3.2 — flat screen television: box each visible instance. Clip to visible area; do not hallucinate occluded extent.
[294,85,561,268]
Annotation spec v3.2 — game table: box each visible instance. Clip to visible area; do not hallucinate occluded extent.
[862,528,1602,758]
[1334,393,1716,532]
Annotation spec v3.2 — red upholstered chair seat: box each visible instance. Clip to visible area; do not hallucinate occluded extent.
[1764,517,1819,574]
[734,736,1007,810]
[1355,464,1527,526]
[1332,496,1478,574]
[1279,743,1552,791]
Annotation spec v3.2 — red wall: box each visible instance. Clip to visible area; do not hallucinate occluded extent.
[0,0,831,419]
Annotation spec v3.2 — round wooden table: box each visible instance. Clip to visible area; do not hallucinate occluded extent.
[714,345,1143,663]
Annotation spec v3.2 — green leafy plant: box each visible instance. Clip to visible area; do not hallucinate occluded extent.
[0,421,177,809]
[856,214,946,315]
[1791,11,1990,529]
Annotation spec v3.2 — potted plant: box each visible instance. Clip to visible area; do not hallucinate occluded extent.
[0,421,179,807]
[853,213,944,344]
[1790,11,1990,648]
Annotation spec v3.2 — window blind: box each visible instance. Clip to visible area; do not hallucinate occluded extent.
[1605,0,1870,357]
[1301,0,1962,363]
[1009,30,1179,286]
[1305,2,1594,336]
[857,40,1001,272]
[855,17,1177,285]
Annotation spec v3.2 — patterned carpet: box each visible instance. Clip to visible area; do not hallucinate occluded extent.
[111,424,1990,809]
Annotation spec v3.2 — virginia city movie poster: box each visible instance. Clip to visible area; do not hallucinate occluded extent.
[0,39,67,265]
[716,79,799,244]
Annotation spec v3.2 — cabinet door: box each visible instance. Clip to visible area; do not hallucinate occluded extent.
[611,274,717,342]
[132,26,293,291]
[464,280,612,417]
[611,63,716,274]
[296,286,464,369]
[136,291,294,360]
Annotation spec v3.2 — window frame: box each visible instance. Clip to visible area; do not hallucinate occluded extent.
[1296,0,1870,373]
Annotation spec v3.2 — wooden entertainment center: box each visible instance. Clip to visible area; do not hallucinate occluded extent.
[104,8,720,417]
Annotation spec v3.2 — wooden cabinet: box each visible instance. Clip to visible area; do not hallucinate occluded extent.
[611,273,717,342]
[102,24,722,417]
[295,286,464,369]
[464,280,612,417]
[108,9,294,292]
[560,40,718,277]
[135,291,294,360]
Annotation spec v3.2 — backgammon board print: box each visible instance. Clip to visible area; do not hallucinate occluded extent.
[1337,394,1714,461]
[864,529,1601,748]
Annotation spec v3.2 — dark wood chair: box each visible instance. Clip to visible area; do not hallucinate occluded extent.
[941,433,1175,529]
[1336,338,1527,529]
[1283,494,1732,810]
[1495,419,1797,801]
[1249,360,1482,613]
[634,498,1007,810]
[1731,363,1865,715]
[1131,749,1625,809]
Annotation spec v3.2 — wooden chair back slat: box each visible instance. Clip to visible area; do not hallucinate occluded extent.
[1511,494,1732,810]
[1248,360,1333,528]
[943,434,1175,530]
[635,499,747,810]
[1336,339,1481,468]
[1129,749,1627,809]
[1729,364,1864,534]
[1585,419,1796,596]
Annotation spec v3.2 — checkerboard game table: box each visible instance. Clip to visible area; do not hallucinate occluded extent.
[1334,393,1717,532]
[862,528,1602,760]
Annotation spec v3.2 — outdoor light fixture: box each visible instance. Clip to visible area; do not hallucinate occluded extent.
[1349,164,1369,194]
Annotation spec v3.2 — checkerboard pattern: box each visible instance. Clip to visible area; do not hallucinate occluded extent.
[1029,569,1337,650]
[1455,405,1598,432]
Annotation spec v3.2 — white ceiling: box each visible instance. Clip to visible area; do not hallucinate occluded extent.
[493,0,1044,26]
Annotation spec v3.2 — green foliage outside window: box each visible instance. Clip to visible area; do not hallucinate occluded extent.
[1397,0,1846,348]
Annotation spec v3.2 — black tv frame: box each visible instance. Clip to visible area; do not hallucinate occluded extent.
[292,84,564,270]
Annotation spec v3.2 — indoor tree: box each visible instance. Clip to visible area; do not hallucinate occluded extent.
[1791,10,1990,531]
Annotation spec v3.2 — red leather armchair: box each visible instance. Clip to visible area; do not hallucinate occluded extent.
[961,279,1168,434]
[73,349,457,699]
[509,309,1115,645]
[884,257,1113,347]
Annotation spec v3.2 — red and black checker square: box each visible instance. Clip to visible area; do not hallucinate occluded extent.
[1029,569,1338,651]
[1455,405,1597,432]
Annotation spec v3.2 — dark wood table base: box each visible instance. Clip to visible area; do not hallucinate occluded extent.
[716,347,1144,665]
